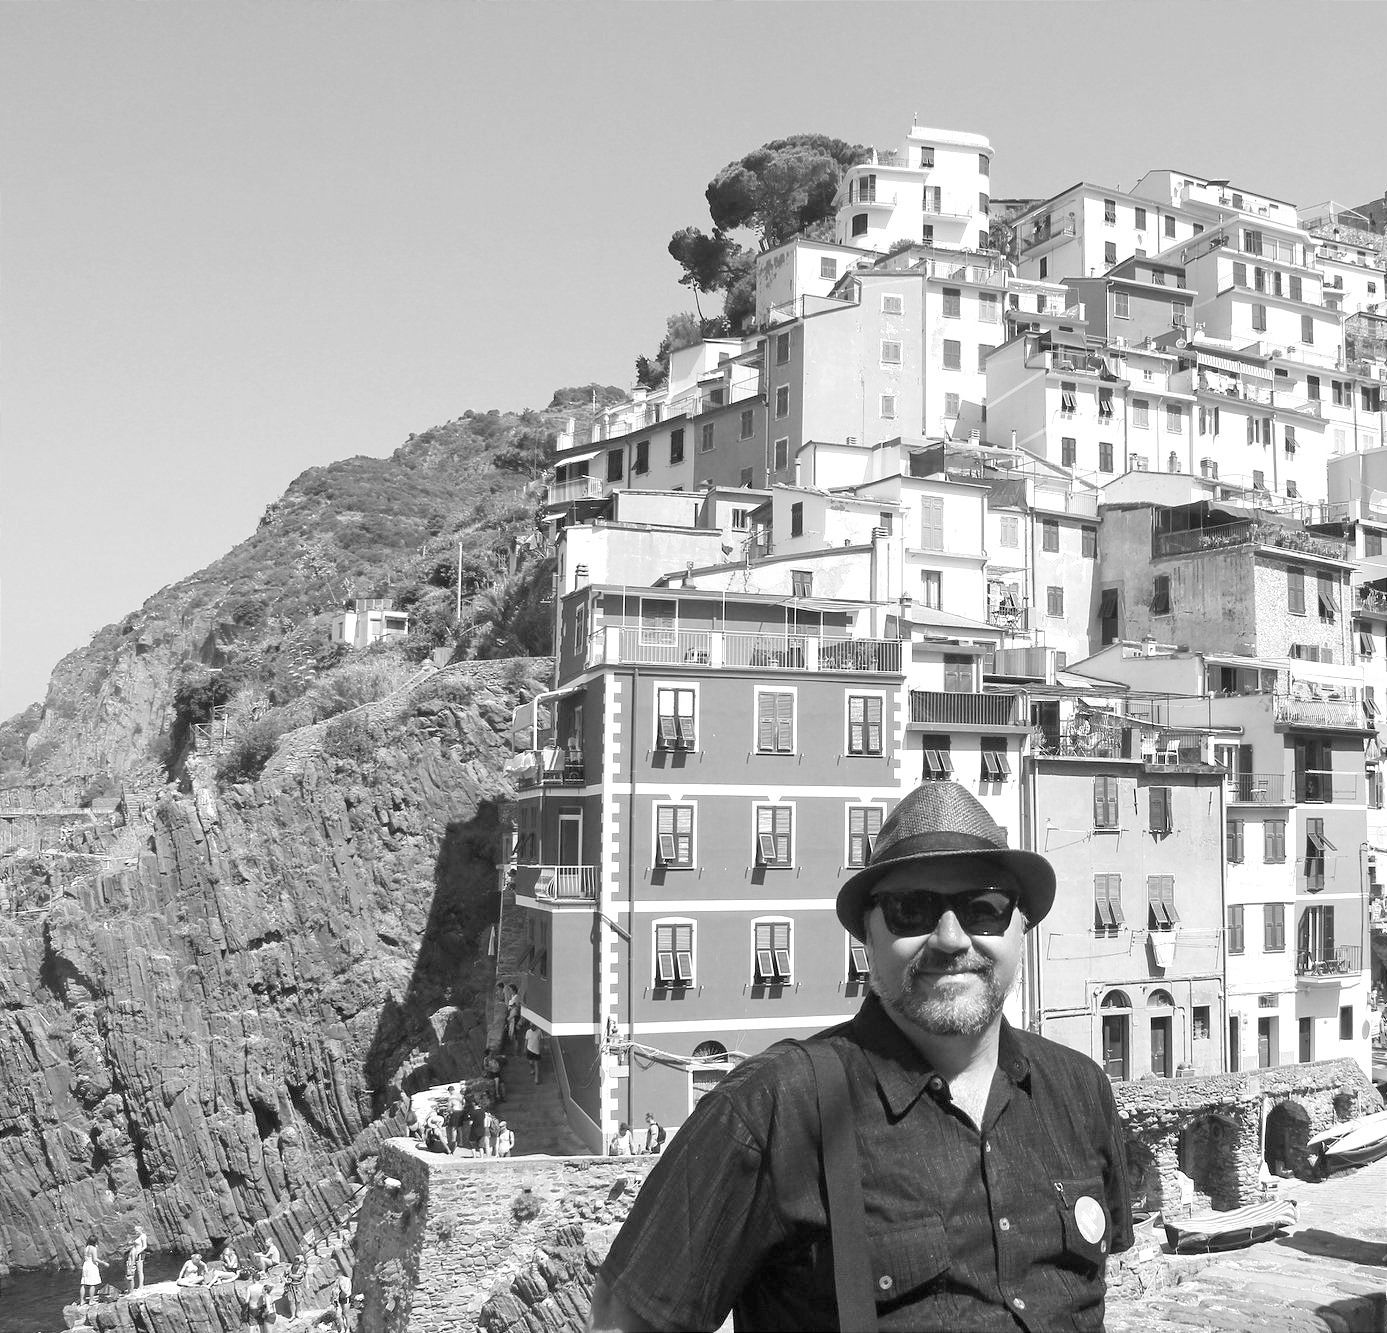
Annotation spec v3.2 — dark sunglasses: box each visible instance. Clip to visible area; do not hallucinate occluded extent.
[870,887,1019,938]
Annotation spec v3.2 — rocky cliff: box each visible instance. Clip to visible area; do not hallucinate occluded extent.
[0,660,542,1276]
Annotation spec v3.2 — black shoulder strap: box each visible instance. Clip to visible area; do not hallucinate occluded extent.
[797,1040,877,1333]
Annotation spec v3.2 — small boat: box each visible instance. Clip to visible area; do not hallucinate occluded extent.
[1164,1197,1298,1254]
[1323,1115,1387,1168]
[1308,1108,1387,1148]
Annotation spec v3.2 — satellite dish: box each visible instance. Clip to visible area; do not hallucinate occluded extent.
[1175,337,1188,348]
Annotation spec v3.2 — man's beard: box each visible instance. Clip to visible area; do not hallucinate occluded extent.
[871,950,1008,1037]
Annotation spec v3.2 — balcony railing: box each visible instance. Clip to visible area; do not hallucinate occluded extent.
[546,476,606,506]
[1356,587,1387,616]
[591,627,903,674]
[1153,521,1350,562]
[512,748,585,790]
[1294,769,1360,803]
[1225,772,1288,804]
[1295,945,1362,978]
[910,691,1021,727]
[1277,697,1367,732]
[516,864,600,902]
[1020,219,1076,253]
[1033,722,1128,759]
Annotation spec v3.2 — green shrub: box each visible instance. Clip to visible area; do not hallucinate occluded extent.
[217,719,282,784]
[323,713,377,766]
[303,656,415,722]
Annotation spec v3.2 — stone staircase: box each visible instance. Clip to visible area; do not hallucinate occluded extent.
[490,1048,591,1157]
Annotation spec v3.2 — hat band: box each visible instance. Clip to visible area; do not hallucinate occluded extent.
[871,830,1004,864]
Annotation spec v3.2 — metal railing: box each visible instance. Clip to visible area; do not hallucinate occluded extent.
[986,646,1066,680]
[591,627,903,674]
[1294,769,1360,803]
[1356,587,1387,615]
[517,865,600,902]
[513,749,585,790]
[1020,219,1076,252]
[1225,772,1288,804]
[1295,945,1362,977]
[546,476,606,506]
[910,691,1021,727]
[1277,698,1365,732]
[1153,521,1350,561]
[1033,723,1128,759]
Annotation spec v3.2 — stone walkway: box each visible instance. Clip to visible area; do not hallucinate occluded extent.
[1107,1158,1386,1333]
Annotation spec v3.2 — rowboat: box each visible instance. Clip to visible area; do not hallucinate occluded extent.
[1323,1114,1387,1168]
[1164,1197,1298,1254]
[1307,1108,1387,1148]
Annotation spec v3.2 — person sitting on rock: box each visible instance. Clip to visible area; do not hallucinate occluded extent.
[423,1109,448,1153]
[254,1231,281,1272]
[176,1252,207,1286]
[216,1243,239,1281]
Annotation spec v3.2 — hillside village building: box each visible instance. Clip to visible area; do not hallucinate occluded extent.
[511,119,1387,1153]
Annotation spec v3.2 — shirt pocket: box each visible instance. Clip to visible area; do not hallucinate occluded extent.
[869,1216,951,1306]
[1053,1175,1111,1275]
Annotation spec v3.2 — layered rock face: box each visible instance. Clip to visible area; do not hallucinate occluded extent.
[0,663,533,1275]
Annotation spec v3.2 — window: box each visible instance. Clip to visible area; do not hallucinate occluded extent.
[654,921,694,986]
[1082,526,1097,558]
[1164,215,1176,238]
[1061,436,1076,467]
[630,439,649,475]
[1340,1005,1353,1041]
[669,428,685,465]
[1165,405,1182,434]
[944,392,960,417]
[731,507,751,530]
[847,942,870,984]
[920,495,944,550]
[754,808,793,866]
[921,735,954,780]
[942,339,961,371]
[1287,567,1305,615]
[880,393,897,419]
[980,737,1011,782]
[881,340,902,366]
[790,569,812,598]
[1114,291,1130,319]
[847,695,884,756]
[1046,585,1064,616]
[775,332,790,365]
[1099,441,1114,472]
[1251,303,1267,332]
[1264,903,1286,952]
[1060,381,1078,413]
[1148,876,1178,929]
[774,385,790,419]
[1149,786,1172,834]
[1094,874,1124,933]
[1227,818,1244,863]
[739,409,754,440]
[1000,516,1019,547]
[789,501,804,537]
[977,344,993,373]
[656,686,696,750]
[753,920,792,982]
[1333,379,1348,408]
[1151,574,1171,615]
[881,293,904,315]
[979,292,999,323]
[847,805,884,866]
[1317,573,1338,622]
[1103,198,1117,225]
[1104,242,1117,265]
[607,449,624,482]
[978,152,989,176]
[1301,314,1314,345]
[740,467,753,488]
[756,690,795,753]
[1132,399,1149,429]
[979,192,990,214]
[1252,469,1266,492]
[1228,904,1245,954]
[942,287,961,318]
[820,257,836,281]
[943,654,973,692]
[654,799,696,868]
[1134,206,1147,229]
[1042,519,1059,552]
[1101,587,1121,642]
[774,437,788,471]
[1305,818,1334,889]
[922,223,934,243]
[700,422,715,453]
[1093,775,1120,829]
[879,510,894,536]
[1368,531,1383,557]
[851,213,868,237]
[1039,258,1048,279]
[921,569,942,608]
[1264,818,1286,864]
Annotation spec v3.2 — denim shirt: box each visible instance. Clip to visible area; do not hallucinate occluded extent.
[601,994,1133,1332]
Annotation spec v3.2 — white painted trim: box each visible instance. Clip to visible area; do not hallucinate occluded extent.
[752,798,797,869]
[636,1014,855,1035]
[630,782,901,800]
[612,897,839,913]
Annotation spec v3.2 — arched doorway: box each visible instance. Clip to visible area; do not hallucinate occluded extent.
[1147,989,1175,1078]
[1124,1139,1159,1222]
[1100,990,1132,1080]
[1264,1100,1313,1181]
[689,1041,732,1112]
[1178,1112,1240,1210]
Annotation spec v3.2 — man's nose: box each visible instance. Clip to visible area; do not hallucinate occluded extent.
[927,908,971,952]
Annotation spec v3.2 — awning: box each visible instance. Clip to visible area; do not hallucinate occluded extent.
[1047,329,1089,350]
[1196,352,1273,381]
[555,449,601,469]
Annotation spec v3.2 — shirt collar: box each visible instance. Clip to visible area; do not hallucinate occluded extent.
[849,993,1032,1117]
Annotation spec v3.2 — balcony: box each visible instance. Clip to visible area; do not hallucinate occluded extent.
[546,476,606,506]
[1356,586,1387,617]
[1020,218,1076,254]
[922,198,975,220]
[1033,721,1128,760]
[1277,697,1368,734]
[511,748,585,790]
[516,864,600,902]
[590,627,903,675]
[1295,945,1362,979]
[850,190,899,208]
[1293,769,1360,803]
[1152,521,1350,562]
[1225,772,1289,804]
[918,259,1008,289]
[910,691,1022,728]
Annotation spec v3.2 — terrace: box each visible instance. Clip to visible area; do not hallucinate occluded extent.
[1152,520,1350,562]
[588,627,903,674]
[515,865,599,902]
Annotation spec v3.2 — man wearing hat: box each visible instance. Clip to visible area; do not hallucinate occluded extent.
[591,781,1132,1332]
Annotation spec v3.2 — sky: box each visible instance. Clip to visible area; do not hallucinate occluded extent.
[2,1,1384,721]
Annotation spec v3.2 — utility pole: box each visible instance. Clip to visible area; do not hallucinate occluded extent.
[455,542,463,623]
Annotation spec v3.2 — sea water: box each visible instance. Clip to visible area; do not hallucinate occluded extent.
[1,1254,183,1333]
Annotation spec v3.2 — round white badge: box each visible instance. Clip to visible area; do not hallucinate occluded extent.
[1074,1196,1106,1245]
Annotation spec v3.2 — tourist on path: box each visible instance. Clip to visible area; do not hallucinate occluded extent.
[495,1121,514,1157]
[446,1084,465,1153]
[244,1274,273,1333]
[79,1235,101,1304]
[524,1022,543,1083]
[642,1112,665,1155]
[127,1227,148,1291]
[591,781,1133,1333]
[284,1252,309,1318]
[609,1123,635,1156]
[505,984,521,1050]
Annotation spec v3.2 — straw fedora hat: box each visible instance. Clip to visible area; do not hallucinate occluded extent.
[836,780,1056,940]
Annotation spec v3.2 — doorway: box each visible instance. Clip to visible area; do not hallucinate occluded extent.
[1150,1016,1173,1077]
[1229,1016,1241,1072]
[1100,990,1132,1080]
[1298,1016,1313,1063]
[1258,1016,1278,1068]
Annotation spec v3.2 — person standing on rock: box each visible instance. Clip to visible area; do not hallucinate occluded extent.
[79,1235,101,1305]
[590,782,1133,1333]
[496,1120,515,1157]
[642,1113,666,1156]
[128,1227,148,1291]
[524,1021,543,1083]
[245,1273,273,1333]
[505,984,522,1051]
[446,1084,465,1153]
[284,1252,309,1318]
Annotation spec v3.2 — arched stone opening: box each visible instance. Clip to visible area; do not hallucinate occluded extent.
[1264,1099,1314,1181]
[1124,1138,1159,1220]
[1178,1111,1240,1210]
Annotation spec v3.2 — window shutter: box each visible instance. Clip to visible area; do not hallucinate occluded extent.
[758,694,775,752]
[849,695,864,753]
[774,806,791,863]
[776,692,794,752]
[866,697,882,753]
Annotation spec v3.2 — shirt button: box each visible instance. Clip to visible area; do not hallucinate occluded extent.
[878,1275,893,1291]
[984,1142,992,1153]
[1013,1297,1026,1311]
[998,1218,1011,1231]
